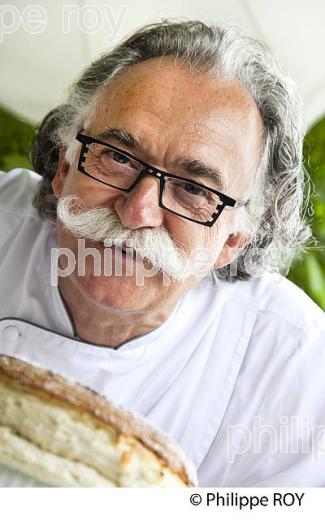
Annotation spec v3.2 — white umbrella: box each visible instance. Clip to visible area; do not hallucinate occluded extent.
[0,0,324,128]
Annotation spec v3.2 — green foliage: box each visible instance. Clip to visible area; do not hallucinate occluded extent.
[0,106,34,171]
[288,117,325,310]
[0,104,324,309]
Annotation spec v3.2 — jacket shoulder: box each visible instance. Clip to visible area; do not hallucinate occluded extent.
[0,168,42,217]
[232,272,325,343]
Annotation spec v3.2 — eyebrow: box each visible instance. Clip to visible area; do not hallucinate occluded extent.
[95,127,225,192]
[96,127,140,149]
[177,158,225,191]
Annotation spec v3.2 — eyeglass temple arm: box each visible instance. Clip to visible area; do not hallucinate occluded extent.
[234,199,249,208]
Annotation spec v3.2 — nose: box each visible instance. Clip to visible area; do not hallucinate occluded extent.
[113,175,165,229]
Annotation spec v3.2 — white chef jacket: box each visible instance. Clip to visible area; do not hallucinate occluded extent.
[0,167,325,486]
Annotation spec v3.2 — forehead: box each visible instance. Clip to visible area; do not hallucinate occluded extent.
[90,57,260,130]
[86,57,264,190]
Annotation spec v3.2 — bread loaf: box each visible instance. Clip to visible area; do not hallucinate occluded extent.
[0,355,197,487]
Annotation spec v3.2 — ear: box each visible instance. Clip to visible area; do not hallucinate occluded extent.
[214,233,251,269]
[52,148,70,199]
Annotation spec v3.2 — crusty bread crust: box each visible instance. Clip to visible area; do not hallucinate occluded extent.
[0,355,197,486]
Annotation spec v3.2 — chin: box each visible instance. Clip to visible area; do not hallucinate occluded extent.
[72,270,155,311]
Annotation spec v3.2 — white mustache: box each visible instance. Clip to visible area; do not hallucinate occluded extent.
[56,195,193,280]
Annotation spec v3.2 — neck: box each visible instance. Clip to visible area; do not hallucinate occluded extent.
[58,277,185,349]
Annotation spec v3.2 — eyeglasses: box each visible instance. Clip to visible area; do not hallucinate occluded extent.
[75,132,248,227]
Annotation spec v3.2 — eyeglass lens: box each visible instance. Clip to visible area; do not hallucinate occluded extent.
[83,142,221,222]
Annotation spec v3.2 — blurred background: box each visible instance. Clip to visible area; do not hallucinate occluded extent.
[0,0,324,308]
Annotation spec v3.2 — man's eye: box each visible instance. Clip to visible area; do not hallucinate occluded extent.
[180,182,209,199]
[109,151,130,165]
[183,183,204,195]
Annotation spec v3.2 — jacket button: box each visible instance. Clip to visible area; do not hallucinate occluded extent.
[3,325,20,342]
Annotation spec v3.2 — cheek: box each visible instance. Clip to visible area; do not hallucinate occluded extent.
[201,221,228,262]
[60,168,80,197]
[61,168,118,208]
[56,223,78,258]
[167,216,225,257]
[172,225,203,254]
[202,220,223,249]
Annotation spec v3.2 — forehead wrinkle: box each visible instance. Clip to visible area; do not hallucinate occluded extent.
[90,85,255,193]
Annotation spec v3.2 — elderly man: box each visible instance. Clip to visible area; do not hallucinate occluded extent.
[0,20,324,486]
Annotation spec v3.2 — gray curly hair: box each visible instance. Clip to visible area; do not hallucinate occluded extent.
[31,19,311,281]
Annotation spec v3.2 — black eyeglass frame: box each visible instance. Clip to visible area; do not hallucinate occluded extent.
[76,132,248,227]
